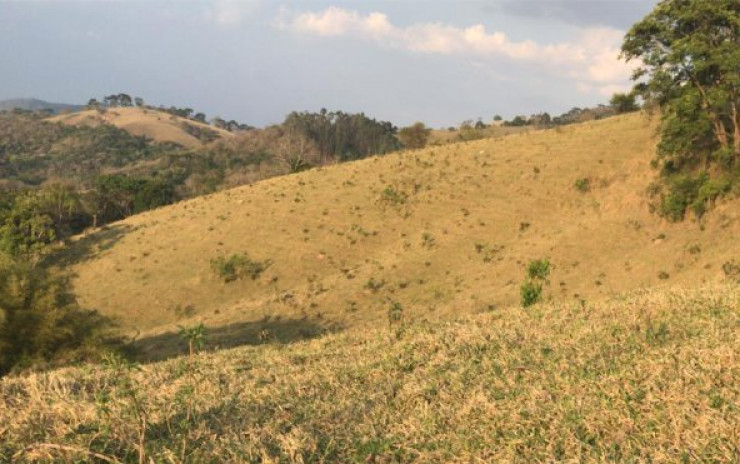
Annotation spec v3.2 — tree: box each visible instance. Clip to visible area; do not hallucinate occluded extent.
[103,94,119,107]
[118,93,133,107]
[529,112,552,126]
[610,92,639,114]
[622,0,740,171]
[212,117,228,130]
[0,192,56,261]
[398,122,431,149]
[134,97,144,107]
[505,115,529,127]
[0,258,113,375]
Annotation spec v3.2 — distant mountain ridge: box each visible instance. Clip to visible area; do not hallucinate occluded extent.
[0,98,83,114]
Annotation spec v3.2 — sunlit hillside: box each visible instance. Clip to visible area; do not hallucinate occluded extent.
[49,107,233,148]
[56,112,740,359]
[3,284,740,462]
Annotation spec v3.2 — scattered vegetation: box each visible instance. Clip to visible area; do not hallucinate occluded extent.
[574,177,591,193]
[210,253,270,283]
[387,300,405,341]
[521,259,551,307]
[4,286,740,462]
[722,260,740,282]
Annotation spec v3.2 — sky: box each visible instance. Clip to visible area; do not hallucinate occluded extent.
[0,0,658,128]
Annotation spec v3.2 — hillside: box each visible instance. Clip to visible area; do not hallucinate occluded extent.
[49,107,234,148]
[60,112,740,357]
[3,284,740,461]
[0,97,83,114]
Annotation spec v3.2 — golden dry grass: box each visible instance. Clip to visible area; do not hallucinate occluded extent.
[57,112,740,354]
[427,124,531,145]
[49,107,233,148]
[2,284,740,462]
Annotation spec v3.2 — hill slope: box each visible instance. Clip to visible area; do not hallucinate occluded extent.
[3,285,740,462]
[62,112,740,354]
[49,107,233,148]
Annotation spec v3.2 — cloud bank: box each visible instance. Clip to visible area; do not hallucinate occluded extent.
[275,6,637,97]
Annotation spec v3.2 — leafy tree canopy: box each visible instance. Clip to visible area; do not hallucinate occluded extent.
[622,0,740,171]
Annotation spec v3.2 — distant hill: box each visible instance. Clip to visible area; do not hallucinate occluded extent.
[0,97,83,114]
[49,106,233,148]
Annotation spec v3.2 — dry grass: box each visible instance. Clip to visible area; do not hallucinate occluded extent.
[58,112,740,356]
[2,284,740,462]
[48,107,233,148]
[427,124,531,145]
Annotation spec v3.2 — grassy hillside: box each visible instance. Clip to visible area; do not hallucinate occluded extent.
[49,107,233,148]
[60,112,740,357]
[3,285,740,462]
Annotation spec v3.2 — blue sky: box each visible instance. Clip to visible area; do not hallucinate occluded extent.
[0,0,657,128]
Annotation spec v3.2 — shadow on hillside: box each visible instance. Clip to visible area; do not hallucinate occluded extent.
[45,224,133,268]
[131,316,342,363]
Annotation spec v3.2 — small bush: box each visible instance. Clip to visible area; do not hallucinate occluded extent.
[380,186,407,206]
[520,280,543,308]
[574,178,590,192]
[722,260,740,282]
[210,253,270,283]
[364,277,385,293]
[527,259,551,281]
[521,259,551,308]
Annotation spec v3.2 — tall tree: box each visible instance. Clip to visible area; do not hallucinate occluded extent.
[622,0,740,171]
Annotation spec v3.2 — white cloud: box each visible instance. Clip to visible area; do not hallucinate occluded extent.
[206,0,260,27]
[275,6,639,97]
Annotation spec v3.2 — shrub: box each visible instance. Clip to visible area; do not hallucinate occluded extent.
[658,173,730,221]
[210,253,270,283]
[398,122,431,149]
[387,301,405,341]
[380,186,407,206]
[520,280,543,308]
[527,259,551,281]
[574,178,590,193]
[521,259,551,308]
[722,260,740,282]
[364,277,385,293]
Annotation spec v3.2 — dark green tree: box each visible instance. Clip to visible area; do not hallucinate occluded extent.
[0,258,113,375]
[610,92,639,114]
[622,0,740,171]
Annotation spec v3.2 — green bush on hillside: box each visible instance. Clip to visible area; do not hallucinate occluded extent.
[520,280,543,308]
[574,178,590,193]
[521,259,551,308]
[659,173,731,221]
[210,253,271,283]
